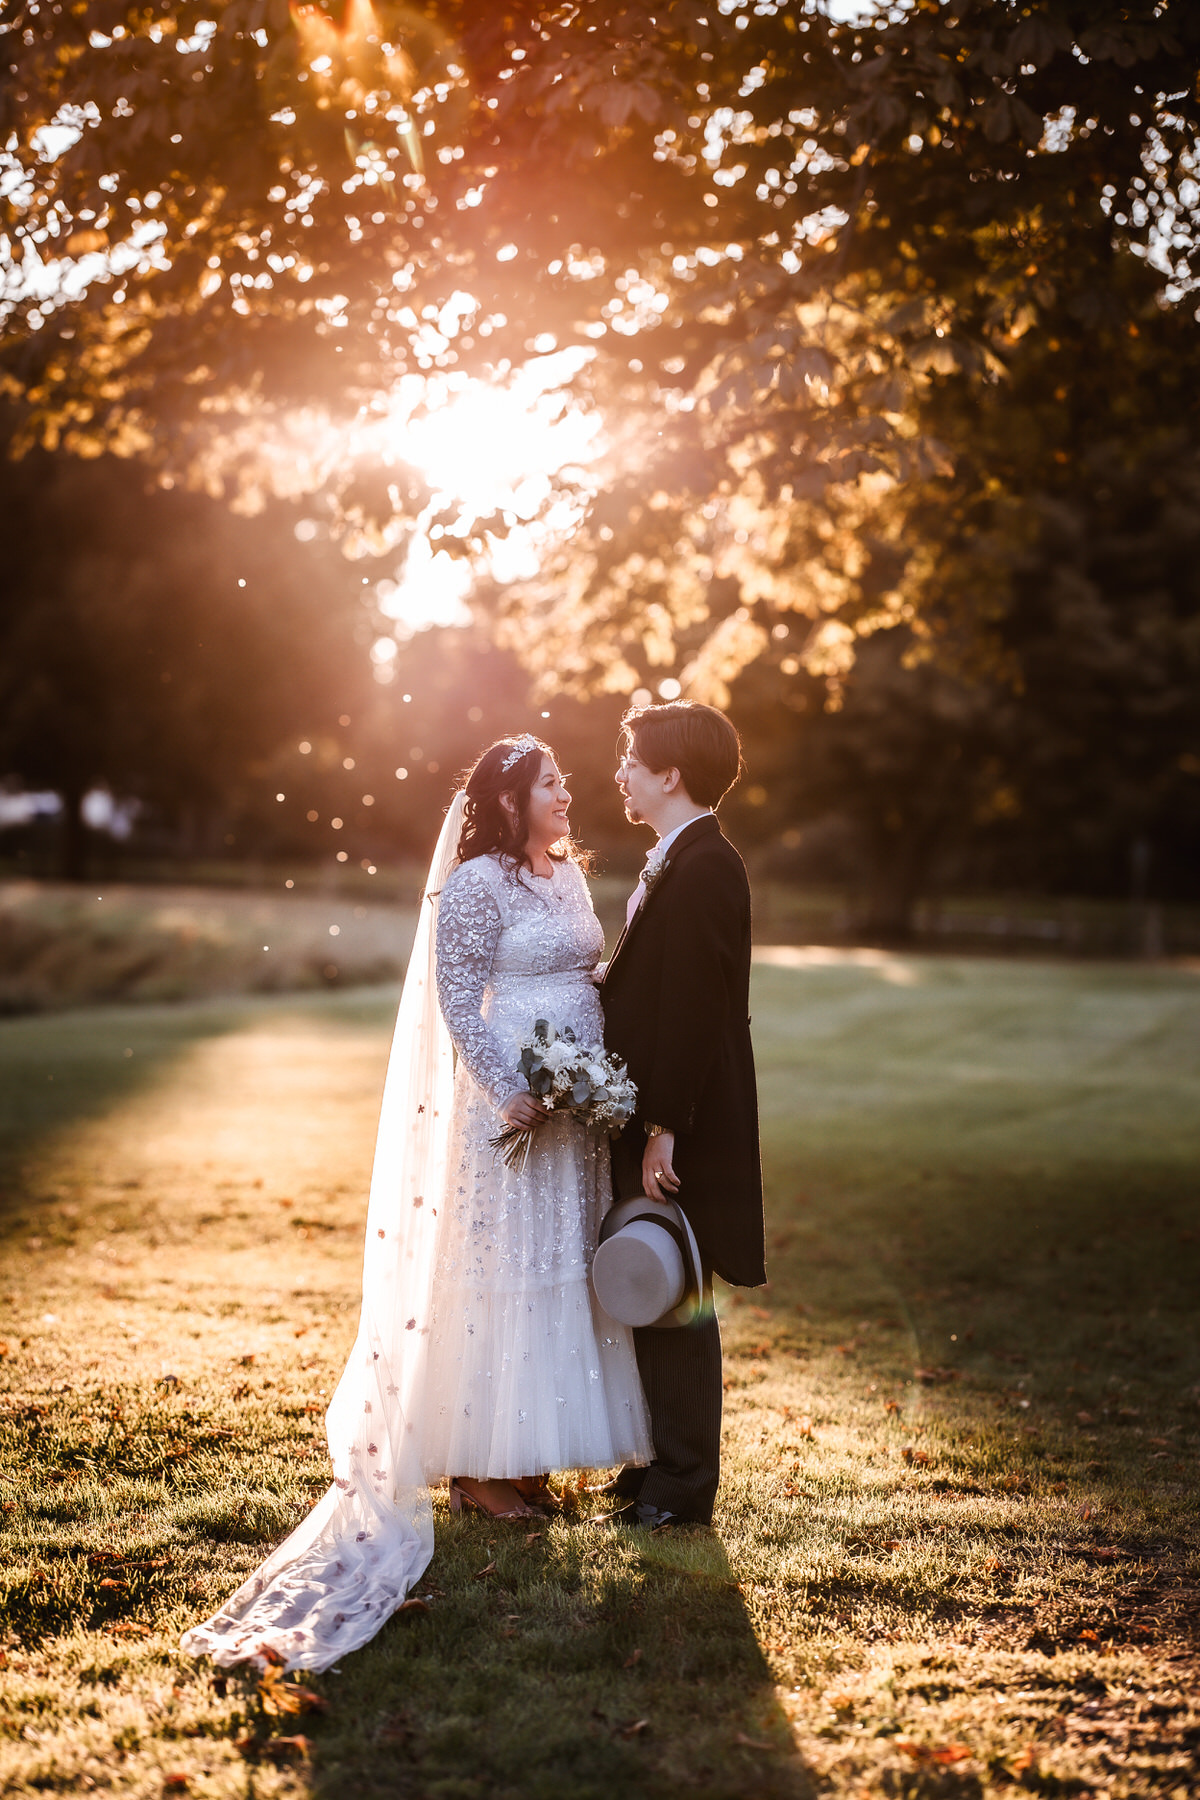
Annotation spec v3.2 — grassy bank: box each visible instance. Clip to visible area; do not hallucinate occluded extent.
[0,882,417,1013]
[0,956,1197,1798]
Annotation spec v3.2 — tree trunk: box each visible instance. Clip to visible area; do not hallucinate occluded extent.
[59,784,88,881]
[862,825,940,944]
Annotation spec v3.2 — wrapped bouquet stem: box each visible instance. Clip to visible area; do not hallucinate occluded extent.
[490,1018,637,1172]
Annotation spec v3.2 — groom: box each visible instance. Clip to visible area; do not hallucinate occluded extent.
[598,699,764,1529]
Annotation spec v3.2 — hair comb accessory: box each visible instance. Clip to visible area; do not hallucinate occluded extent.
[498,735,539,774]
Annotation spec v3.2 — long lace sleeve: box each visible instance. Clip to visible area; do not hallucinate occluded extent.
[435,865,523,1111]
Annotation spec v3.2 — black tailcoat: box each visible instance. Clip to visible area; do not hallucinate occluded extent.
[600,814,765,1288]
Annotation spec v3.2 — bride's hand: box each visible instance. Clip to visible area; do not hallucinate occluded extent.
[500,1091,548,1130]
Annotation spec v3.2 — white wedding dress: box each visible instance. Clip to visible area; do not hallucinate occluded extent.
[424,851,651,1479]
[181,802,649,1673]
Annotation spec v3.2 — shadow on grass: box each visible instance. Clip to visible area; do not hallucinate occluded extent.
[300,1512,811,1800]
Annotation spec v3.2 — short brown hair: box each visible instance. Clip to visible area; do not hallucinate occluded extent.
[621,700,744,809]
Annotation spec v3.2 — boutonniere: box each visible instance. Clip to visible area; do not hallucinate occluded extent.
[640,845,668,899]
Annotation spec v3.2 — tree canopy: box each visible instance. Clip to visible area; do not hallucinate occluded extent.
[5,0,1200,696]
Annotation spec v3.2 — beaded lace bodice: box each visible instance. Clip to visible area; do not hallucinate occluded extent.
[435,853,605,1110]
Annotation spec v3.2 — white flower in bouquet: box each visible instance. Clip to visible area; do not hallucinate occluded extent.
[490,1020,639,1171]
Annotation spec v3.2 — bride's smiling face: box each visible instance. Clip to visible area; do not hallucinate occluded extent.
[521,755,572,850]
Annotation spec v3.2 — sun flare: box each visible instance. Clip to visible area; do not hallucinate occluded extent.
[370,353,601,642]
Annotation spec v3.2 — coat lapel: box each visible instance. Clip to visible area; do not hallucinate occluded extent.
[602,814,719,984]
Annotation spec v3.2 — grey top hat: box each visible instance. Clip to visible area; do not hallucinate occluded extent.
[591,1195,705,1329]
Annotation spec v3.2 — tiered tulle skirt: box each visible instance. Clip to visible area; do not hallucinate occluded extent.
[419,1090,652,1480]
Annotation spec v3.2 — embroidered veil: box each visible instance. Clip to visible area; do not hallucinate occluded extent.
[181,793,465,1670]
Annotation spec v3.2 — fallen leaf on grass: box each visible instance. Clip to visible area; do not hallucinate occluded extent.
[258,1667,329,1716]
[902,1447,930,1466]
[733,1732,772,1750]
[1077,1628,1100,1642]
[895,1740,972,1764]
[97,1577,128,1591]
[914,1367,961,1385]
[883,1398,900,1415]
[473,1562,496,1581]
[623,1648,643,1668]
[394,1598,429,1617]
[797,1415,814,1440]
[1010,1745,1038,1775]
[619,1718,649,1739]
[161,1777,189,1794]
[262,1735,311,1765]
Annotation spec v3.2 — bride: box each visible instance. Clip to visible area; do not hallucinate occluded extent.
[182,734,650,1671]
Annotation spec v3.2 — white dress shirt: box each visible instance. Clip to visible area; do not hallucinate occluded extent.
[625,810,714,925]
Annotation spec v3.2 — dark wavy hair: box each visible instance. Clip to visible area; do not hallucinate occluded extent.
[454,736,591,874]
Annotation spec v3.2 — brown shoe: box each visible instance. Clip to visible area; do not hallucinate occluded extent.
[512,1475,557,1514]
[448,1478,540,1520]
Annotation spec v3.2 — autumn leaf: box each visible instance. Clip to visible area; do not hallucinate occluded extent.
[394,1598,429,1617]
[161,1777,189,1794]
[1010,1746,1038,1775]
[262,1735,311,1766]
[895,1740,972,1764]
[619,1718,649,1739]
[258,1667,329,1716]
[902,1446,930,1466]
[883,1398,900,1414]
[473,1562,497,1581]
[623,1647,643,1668]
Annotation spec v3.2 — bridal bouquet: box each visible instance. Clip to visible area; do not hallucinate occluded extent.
[489,1018,638,1173]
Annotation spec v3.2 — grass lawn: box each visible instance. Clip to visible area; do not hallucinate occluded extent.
[0,953,1198,1799]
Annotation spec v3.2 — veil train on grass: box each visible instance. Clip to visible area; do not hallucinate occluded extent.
[180,793,465,1671]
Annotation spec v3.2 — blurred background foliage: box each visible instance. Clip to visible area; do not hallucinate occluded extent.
[2,0,1200,933]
